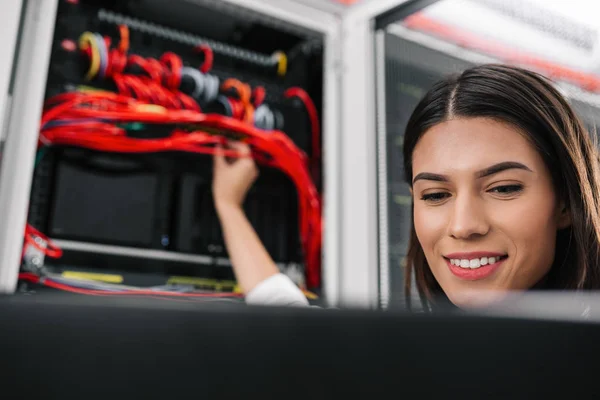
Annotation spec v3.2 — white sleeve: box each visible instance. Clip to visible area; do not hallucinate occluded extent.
[245,273,310,307]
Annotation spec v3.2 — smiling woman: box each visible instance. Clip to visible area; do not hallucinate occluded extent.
[404,64,600,310]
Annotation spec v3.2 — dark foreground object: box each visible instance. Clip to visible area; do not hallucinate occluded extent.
[0,292,598,399]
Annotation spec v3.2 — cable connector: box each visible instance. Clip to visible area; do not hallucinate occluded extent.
[22,236,46,272]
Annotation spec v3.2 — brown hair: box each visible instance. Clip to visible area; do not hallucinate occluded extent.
[402,64,600,310]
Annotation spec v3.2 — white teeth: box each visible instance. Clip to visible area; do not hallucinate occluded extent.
[449,256,504,269]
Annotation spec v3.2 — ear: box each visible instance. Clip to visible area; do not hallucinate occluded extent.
[409,187,413,196]
[557,204,571,229]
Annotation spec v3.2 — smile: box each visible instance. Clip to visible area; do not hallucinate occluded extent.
[443,252,508,280]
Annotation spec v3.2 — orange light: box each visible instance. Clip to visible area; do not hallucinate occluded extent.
[332,0,361,4]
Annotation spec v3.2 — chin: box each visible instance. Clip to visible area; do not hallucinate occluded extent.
[446,288,510,309]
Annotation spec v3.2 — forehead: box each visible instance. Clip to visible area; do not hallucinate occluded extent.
[412,117,542,175]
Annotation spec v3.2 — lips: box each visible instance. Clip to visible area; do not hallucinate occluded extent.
[443,252,507,280]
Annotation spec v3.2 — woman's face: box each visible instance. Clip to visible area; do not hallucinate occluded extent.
[411,117,570,308]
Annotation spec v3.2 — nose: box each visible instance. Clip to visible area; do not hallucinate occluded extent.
[447,193,490,240]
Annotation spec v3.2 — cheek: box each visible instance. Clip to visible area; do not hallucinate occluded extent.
[493,193,558,283]
[509,212,557,271]
[499,192,557,247]
[413,203,447,253]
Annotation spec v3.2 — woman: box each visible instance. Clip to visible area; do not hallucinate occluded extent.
[213,64,600,310]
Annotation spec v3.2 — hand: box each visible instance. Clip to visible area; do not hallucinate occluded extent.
[212,141,259,211]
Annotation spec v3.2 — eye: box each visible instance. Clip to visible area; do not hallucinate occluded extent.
[488,184,524,196]
[420,192,451,203]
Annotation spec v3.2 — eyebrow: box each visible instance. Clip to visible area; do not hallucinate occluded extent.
[412,161,533,184]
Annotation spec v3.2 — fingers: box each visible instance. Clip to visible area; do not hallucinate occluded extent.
[228,141,258,178]
[213,143,227,169]
[214,140,255,172]
[227,140,251,157]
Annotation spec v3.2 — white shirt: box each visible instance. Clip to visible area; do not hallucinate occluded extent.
[245,273,310,307]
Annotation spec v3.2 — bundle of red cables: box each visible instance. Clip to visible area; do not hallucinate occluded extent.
[39,90,322,288]
[78,25,321,178]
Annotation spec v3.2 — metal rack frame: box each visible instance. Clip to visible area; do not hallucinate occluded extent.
[0,0,25,145]
[0,0,59,296]
[335,0,423,309]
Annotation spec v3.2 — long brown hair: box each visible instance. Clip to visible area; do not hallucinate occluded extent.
[402,64,600,310]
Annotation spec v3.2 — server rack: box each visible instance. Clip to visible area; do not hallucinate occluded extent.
[0,0,347,305]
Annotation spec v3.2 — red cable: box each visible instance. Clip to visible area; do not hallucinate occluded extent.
[24,224,63,259]
[160,52,183,90]
[194,44,214,74]
[146,58,167,85]
[228,97,244,119]
[284,87,320,162]
[252,86,266,107]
